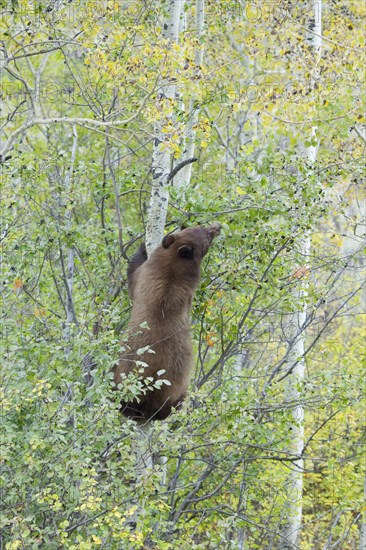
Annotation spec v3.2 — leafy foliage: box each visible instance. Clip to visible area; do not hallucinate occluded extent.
[1,1,365,548]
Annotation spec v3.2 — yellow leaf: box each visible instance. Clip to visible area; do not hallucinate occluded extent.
[206,332,216,347]
[290,266,311,279]
[13,278,23,289]
[330,234,343,247]
[312,233,322,245]
[35,308,46,318]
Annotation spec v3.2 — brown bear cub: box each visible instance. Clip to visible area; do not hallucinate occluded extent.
[113,223,221,421]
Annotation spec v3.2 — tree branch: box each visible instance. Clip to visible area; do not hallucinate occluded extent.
[0,83,155,160]
[166,157,198,184]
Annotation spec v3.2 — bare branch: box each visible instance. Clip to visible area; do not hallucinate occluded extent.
[166,157,197,184]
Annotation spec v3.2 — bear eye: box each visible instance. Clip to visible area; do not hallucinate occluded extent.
[178,245,194,259]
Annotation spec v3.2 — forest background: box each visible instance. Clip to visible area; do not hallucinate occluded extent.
[1,1,365,549]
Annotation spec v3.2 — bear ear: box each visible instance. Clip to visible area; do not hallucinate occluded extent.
[162,234,175,249]
[178,245,194,259]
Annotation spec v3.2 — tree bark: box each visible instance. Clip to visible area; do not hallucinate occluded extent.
[63,125,78,350]
[281,2,322,548]
[174,0,205,191]
[145,0,183,254]
[134,1,183,488]
[360,476,366,550]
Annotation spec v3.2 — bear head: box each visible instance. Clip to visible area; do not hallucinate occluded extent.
[155,223,221,286]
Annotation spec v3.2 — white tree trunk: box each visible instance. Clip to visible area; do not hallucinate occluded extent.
[281,236,310,549]
[360,475,366,550]
[145,0,182,254]
[281,2,322,548]
[62,126,78,427]
[63,125,78,351]
[174,0,205,191]
[135,1,183,486]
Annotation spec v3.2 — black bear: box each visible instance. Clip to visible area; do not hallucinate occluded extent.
[113,224,221,420]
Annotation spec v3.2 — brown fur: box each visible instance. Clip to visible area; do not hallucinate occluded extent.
[113,224,221,421]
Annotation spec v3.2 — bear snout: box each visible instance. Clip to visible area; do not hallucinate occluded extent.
[207,223,221,239]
